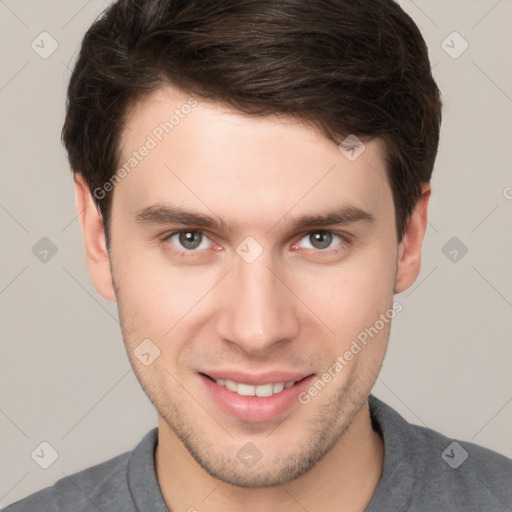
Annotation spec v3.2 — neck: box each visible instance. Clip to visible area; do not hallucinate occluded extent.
[155,400,383,512]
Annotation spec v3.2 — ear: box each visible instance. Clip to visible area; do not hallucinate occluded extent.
[74,173,117,302]
[394,184,431,294]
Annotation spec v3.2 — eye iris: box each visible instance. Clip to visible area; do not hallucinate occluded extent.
[179,231,202,250]
[310,231,332,249]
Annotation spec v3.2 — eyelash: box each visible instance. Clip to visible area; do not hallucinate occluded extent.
[161,229,350,257]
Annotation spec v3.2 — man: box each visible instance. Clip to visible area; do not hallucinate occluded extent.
[5,0,511,511]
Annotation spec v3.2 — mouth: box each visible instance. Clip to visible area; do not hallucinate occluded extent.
[200,373,310,397]
[198,371,316,423]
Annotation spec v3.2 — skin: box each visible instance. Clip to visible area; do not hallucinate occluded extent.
[75,86,430,512]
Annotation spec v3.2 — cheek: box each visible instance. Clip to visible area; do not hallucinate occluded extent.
[112,229,397,352]
[113,247,219,342]
[291,248,396,344]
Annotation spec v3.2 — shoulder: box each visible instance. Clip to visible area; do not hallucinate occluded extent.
[2,451,132,512]
[368,395,512,511]
[2,429,159,512]
[407,423,512,510]
[410,421,512,508]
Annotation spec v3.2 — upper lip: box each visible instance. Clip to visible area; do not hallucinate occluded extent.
[199,370,313,386]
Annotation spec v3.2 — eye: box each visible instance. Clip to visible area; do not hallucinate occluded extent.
[167,230,213,251]
[297,231,344,250]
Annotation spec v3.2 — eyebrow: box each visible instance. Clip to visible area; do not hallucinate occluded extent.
[135,205,230,231]
[134,203,376,232]
[287,205,375,231]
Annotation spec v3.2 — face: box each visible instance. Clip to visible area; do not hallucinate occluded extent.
[77,86,428,488]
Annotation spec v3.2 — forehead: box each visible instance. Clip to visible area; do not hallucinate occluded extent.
[115,86,393,232]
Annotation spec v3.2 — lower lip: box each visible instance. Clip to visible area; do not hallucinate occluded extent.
[198,373,316,423]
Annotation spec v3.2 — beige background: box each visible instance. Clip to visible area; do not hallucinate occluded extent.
[1,0,511,507]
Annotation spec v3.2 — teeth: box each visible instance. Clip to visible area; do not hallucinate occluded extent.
[273,382,284,394]
[255,383,273,397]
[215,379,297,397]
[225,380,237,392]
[237,383,256,396]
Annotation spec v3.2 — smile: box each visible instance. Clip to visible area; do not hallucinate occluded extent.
[199,373,315,422]
[211,377,297,397]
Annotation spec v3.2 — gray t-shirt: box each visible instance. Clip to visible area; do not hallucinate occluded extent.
[3,394,511,511]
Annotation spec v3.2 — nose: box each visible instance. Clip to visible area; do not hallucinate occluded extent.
[215,250,301,355]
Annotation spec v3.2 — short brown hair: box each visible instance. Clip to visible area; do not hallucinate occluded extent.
[62,0,442,245]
